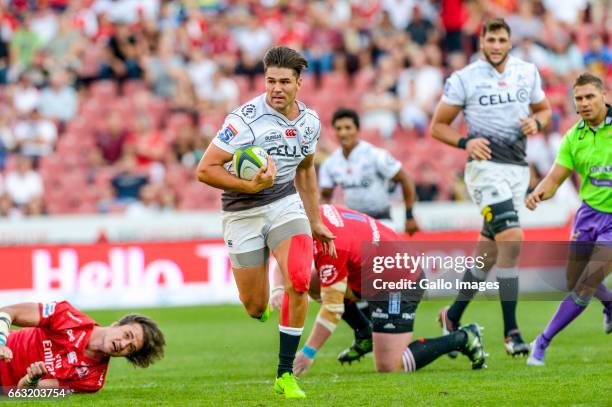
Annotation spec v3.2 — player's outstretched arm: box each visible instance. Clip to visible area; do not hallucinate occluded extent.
[391,168,419,236]
[197,144,276,194]
[295,154,336,257]
[1,303,42,362]
[525,164,572,210]
[0,303,42,327]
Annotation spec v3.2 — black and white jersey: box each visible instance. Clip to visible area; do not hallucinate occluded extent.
[319,141,401,218]
[212,93,321,212]
[442,56,546,166]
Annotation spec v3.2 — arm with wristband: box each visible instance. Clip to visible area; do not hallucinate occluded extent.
[293,277,348,376]
[391,168,419,236]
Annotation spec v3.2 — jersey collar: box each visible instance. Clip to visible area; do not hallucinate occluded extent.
[479,55,515,77]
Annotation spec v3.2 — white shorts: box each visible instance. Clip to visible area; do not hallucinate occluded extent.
[464,161,530,211]
[222,194,311,267]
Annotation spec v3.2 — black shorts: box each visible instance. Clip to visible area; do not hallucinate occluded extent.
[369,281,424,334]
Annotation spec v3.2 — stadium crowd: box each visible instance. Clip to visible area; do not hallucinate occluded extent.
[0,0,608,217]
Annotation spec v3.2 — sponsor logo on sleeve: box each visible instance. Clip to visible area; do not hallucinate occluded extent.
[217,124,238,143]
[42,302,56,318]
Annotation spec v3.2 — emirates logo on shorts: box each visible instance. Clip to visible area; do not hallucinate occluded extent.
[285,128,297,138]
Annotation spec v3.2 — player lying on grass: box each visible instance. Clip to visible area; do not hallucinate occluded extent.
[524,73,612,366]
[0,301,165,393]
[272,205,486,375]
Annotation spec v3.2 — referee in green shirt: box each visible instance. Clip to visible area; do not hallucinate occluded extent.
[525,72,611,366]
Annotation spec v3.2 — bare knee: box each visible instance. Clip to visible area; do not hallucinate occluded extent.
[241,297,267,318]
[375,360,401,373]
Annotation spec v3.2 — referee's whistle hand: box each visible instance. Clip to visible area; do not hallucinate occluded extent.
[466,138,492,160]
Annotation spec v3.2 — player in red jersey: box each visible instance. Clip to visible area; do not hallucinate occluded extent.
[0,301,165,393]
[273,205,486,375]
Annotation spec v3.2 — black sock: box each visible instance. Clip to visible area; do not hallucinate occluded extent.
[404,331,467,371]
[447,269,485,324]
[278,328,302,377]
[342,300,372,340]
[497,277,519,336]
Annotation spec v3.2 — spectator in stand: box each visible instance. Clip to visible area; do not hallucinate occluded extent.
[111,154,148,203]
[13,109,57,160]
[187,48,218,101]
[38,68,78,122]
[124,115,167,169]
[23,195,46,216]
[10,14,42,74]
[506,0,544,44]
[0,113,16,170]
[197,68,239,113]
[29,6,59,46]
[11,73,40,115]
[542,0,588,27]
[545,32,585,78]
[398,48,443,135]
[143,36,186,99]
[362,79,399,139]
[0,192,21,219]
[406,4,436,46]
[125,184,161,216]
[511,37,550,69]
[45,13,84,72]
[95,111,129,165]
[168,118,204,169]
[105,22,143,82]
[583,33,612,78]
[4,155,43,208]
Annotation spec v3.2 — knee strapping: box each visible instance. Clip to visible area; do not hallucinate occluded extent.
[288,234,313,292]
[481,199,520,235]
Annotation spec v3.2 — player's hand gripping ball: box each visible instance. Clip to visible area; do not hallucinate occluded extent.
[233,146,269,181]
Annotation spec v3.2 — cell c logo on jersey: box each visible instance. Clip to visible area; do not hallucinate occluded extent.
[285,128,297,138]
[241,104,257,119]
[516,88,529,103]
[319,264,338,284]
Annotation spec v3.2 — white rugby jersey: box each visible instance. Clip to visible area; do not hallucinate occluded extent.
[318,141,401,218]
[442,56,546,165]
[212,93,321,211]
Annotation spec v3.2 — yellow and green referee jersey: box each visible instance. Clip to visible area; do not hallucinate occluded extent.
[555,104,612,213]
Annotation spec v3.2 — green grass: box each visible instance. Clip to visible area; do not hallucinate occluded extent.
[12,300,612,406]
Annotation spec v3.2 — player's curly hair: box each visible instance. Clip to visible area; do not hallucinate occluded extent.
[263,46,308,77]
[118,314,166,368]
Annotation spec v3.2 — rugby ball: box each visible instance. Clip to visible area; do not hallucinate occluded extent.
[233,146,269,180]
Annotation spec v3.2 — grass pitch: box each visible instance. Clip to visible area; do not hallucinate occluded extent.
[20,300,612,406]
